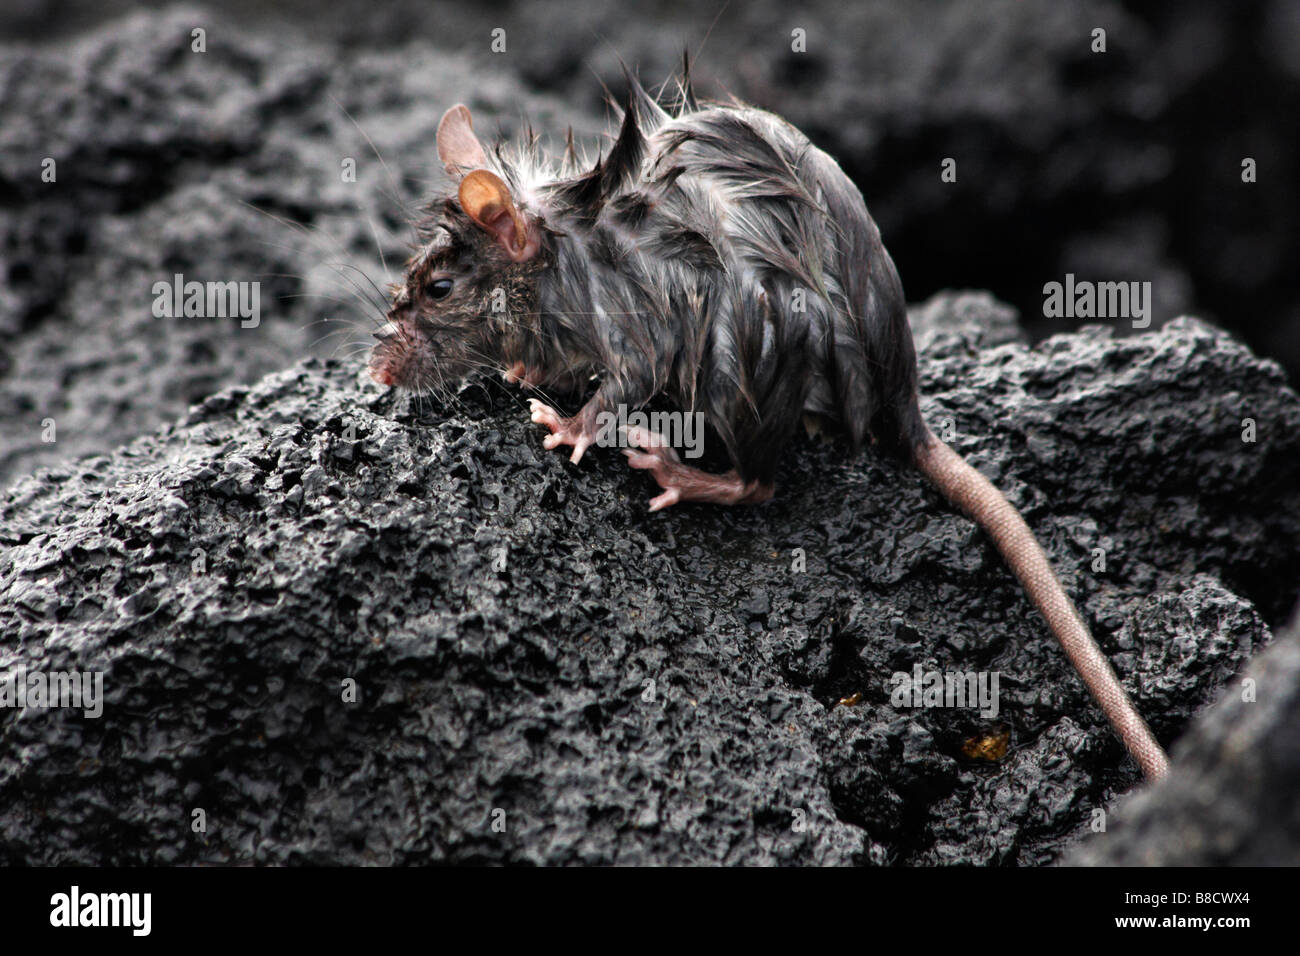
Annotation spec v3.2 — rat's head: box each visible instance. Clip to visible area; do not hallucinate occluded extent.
[369,105,545,393]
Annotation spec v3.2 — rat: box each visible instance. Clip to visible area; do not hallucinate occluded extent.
[368,75,1170,782]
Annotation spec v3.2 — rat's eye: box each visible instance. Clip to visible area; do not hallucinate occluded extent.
[429,278,454,300]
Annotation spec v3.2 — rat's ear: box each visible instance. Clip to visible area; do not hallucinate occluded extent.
[458,169,540,262]
[437,104,489,179]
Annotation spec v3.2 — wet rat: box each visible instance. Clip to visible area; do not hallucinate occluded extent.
[369,76,1170,781]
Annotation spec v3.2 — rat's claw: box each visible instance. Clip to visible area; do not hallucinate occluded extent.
[622,428,686,510]
[623,425,681,463]
[541,431,589,464]
[528,398,562,429]
[647,488,682,512]
[622,448,661,470]
[568,433,593,464]
[529,399,594,463]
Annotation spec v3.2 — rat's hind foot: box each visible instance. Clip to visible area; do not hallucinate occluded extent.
[528,399,595,464]
[622,426,773,511]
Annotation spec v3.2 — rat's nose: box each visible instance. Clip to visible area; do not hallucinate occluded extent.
[369,323,401,387]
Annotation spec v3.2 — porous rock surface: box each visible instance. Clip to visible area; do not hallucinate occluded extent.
[2,302,1296,865]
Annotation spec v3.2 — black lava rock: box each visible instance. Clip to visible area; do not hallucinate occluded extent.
[1,298,1296,864]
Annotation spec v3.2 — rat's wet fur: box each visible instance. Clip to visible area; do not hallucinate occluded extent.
[370,75,925,483]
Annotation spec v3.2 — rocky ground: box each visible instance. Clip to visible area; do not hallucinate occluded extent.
[2,297,1296,864]
[1,3,1297,865]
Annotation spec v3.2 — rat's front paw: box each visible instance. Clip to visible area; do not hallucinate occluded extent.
[528,399,595,464]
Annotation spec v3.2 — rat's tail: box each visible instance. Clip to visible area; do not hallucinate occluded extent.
[913,428,1169,781]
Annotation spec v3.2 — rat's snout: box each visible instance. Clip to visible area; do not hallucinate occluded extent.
[368,321,404,387]
[368,299,483,393]
[368,313,447,391]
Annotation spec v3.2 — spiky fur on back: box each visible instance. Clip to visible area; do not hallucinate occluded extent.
[460,76,925,482]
